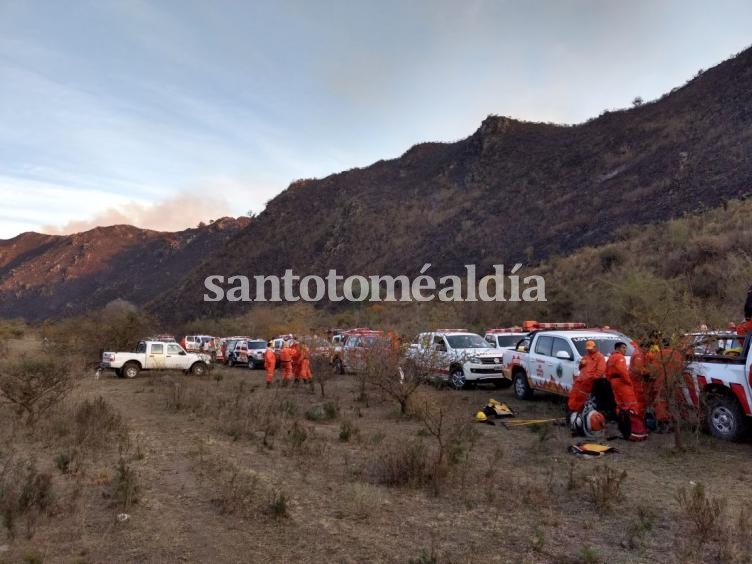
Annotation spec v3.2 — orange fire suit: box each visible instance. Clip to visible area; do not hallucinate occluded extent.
[290,342,302,380]
[647,347,684,422]
[279,347,293,381]
[299,345,312,382]
[567,350,606,412]
[736,319,752,338]
[628,344,649,415]
[606,350,638,413]
[264,347,276,383]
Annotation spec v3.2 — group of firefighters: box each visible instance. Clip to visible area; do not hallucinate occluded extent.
[263,340,313,388]
[566,336,682,439]
[567,310,752,440]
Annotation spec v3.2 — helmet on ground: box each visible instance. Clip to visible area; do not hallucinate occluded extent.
[475,411,487,422]
[586,410,606,432]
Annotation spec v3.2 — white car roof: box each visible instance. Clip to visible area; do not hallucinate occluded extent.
[534,330,628,339]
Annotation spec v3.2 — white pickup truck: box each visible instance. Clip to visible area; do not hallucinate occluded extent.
[501,325,635,400]
[100,340,211,378]
[406,330,508,389]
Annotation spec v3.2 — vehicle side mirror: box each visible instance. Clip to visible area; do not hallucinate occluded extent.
[436,344,447,352]
[180,351,186,356]
[555,350,572,360]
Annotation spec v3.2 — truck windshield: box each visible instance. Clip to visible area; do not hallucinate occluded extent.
[248,342,266,350]
[495,335,522,347]
[446,334,491,349]
[571,335,634,356]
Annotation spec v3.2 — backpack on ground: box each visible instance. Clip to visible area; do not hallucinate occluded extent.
[617,410,648,441]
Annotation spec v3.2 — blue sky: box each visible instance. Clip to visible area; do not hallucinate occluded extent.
[1,0,751,238]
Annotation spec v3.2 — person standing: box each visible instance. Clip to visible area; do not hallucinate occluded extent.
[606,342,637,408]
[290,340,302,385]
[279,341,293,386]
[264,341,277,388]
[299,343,313,390]
[567,340,606,412]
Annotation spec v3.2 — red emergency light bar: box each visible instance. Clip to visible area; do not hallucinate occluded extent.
[522,320,587,331]
[486,327,525,333]
[434,328,469,333]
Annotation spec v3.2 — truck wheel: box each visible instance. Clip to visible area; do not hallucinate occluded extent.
[190,362,207,377]
[122,362,140,379]
[513,372,533,400]
[706,395,747,441]
[449,368,466,390]
[333,358,345,375]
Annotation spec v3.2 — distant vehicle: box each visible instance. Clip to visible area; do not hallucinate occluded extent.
[330,329,387,374]
[100,341,211,378]
[222,336,252,366]
[181,335,215,353]
[484,327,529,349]
[230,338,267,369]
[406,329,506,389]
[271,334,295,363]
[501,321,634,401]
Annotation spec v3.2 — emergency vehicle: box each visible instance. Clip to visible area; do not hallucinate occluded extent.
[682,331,752,440]
[406,329,507,389]
[501,321,635,400]
[330,328,386,374]
[484,327,529,349]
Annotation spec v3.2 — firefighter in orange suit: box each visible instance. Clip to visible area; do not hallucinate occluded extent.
[264,341,277,388]
[279,341,293,385]
[567,340,606,412]
[290,340,302,384]
[606,341,638,413]
[299,344,312,385]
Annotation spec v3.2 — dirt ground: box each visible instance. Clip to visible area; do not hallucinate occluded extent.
[1,361,752,564]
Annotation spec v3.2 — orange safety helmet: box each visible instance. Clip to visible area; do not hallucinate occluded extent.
[586,410,606,432]
[585,340,597,351]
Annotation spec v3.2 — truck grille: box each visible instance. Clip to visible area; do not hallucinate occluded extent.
[480,357,503,365]
[470,368,504,374]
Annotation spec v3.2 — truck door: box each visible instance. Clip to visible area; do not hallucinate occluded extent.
[529,336,553,388]
[165,343,191,369]
[145,343,166,369]
[432,335,452,377]
[550,337,578,394]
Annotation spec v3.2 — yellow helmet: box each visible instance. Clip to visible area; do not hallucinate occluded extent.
[475,411,487,422]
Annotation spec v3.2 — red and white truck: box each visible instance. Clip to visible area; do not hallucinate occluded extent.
[682,331,752,440]
[501,321,635,400]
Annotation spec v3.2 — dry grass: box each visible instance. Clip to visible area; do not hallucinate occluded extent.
[1,358,752,562]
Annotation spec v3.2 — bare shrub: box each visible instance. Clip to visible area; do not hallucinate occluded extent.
[587,465,627,512]
[217,466,264,518]
[341,483,382,520]
[72,396,126,451]
[339,420,359,442]
[0,355,74,425]
[113,457,139,511]
[676,482,726,543]
[310,354,335,398]
[371,440,430,488]
[0,453,53,539]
